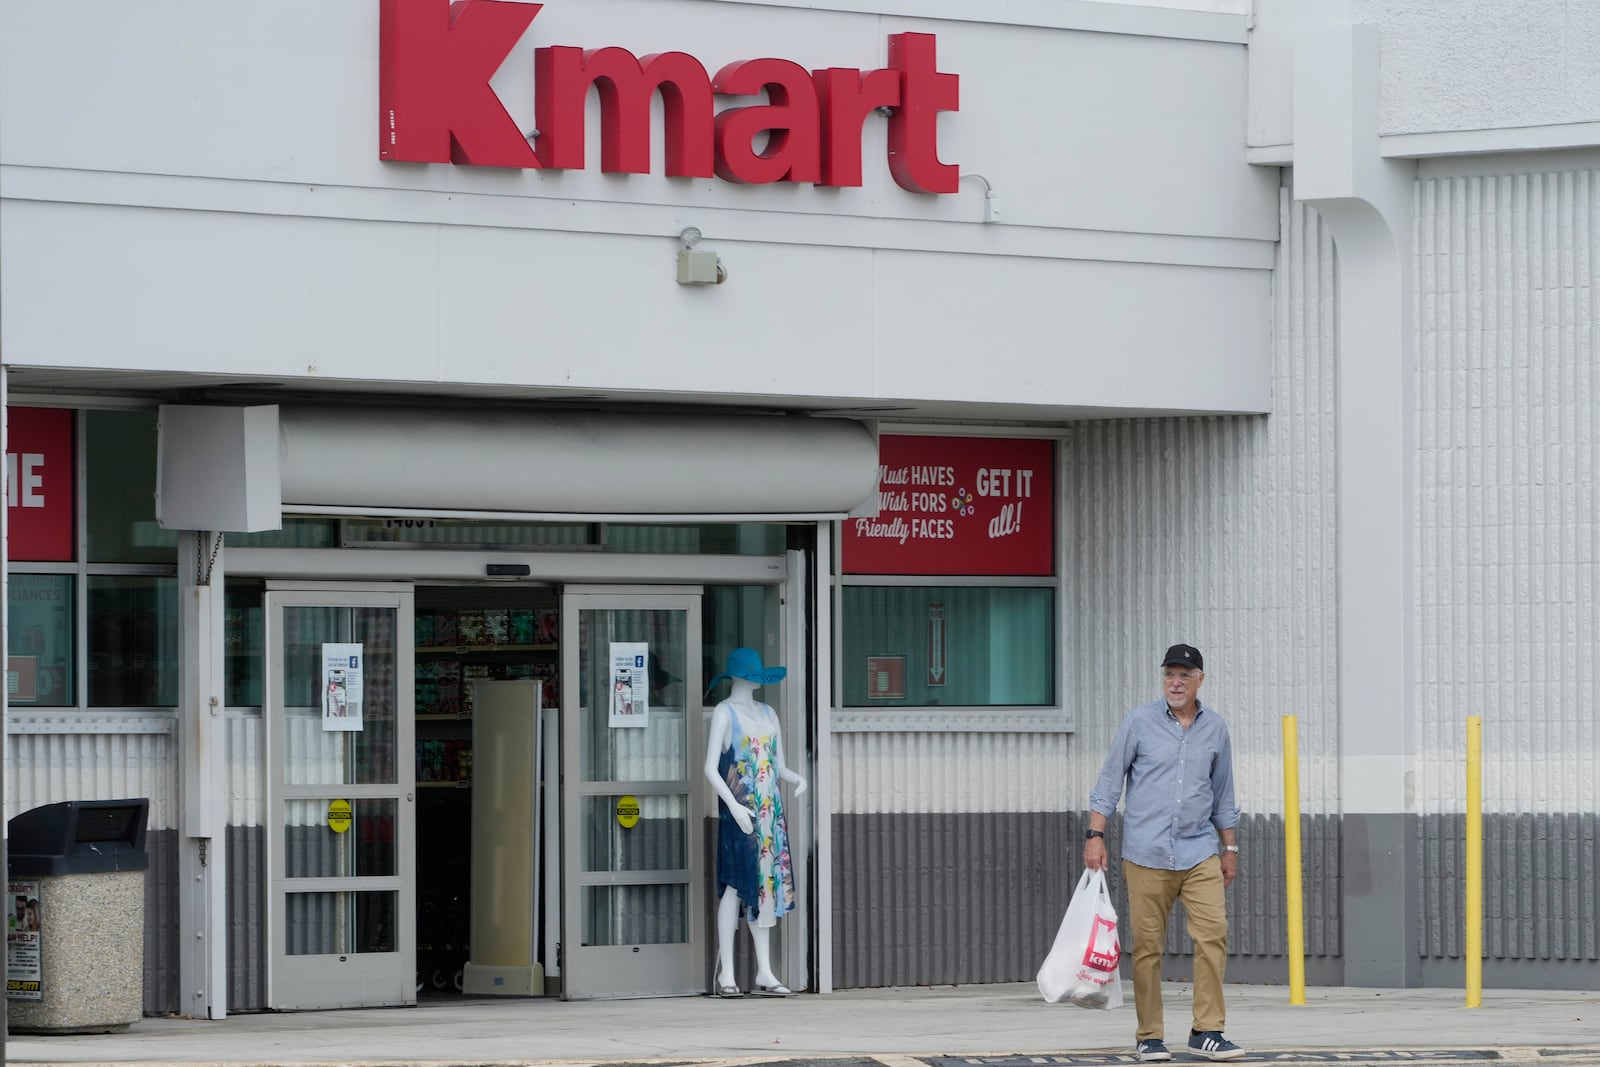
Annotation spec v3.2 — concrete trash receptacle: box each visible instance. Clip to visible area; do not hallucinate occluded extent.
[6,798,149,1034]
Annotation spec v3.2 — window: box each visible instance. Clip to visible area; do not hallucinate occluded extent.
[224,580,265,707]
[841,584,1054,707]
[336,518,786,555]
[702,583,782,709]
[226,519,340,549]
[86,410,177,564]
[6,574,75,707]
[88,577,178,706]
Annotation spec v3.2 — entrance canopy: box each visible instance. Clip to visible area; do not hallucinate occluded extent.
[156,405,881,531]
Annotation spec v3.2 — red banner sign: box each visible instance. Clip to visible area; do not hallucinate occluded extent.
[6,408,75,563]
[842,435,1054,576]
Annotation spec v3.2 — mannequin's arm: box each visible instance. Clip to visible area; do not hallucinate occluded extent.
[772,718,808,796]
[703,703,755,834]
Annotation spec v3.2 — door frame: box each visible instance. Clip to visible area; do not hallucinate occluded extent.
[263,581,416,1010]
[559,586,704,999]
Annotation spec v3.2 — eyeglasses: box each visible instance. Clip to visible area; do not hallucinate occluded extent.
[1162,669,1201,683]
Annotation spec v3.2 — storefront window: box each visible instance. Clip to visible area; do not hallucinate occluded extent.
[226,519,340,549]
[339,519,594,549]
[88,576,179,706]
[335,519,787,555]
[702,584,781,709]
[6,574,75,707]
[840,585,1055,707]
[225,580,265,707]
[86,409,177,564]
[605,524,787,555]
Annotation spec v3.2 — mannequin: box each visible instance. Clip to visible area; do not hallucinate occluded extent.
[703,647,807,998]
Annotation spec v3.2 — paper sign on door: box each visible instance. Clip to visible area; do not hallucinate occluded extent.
[321,644,365,732]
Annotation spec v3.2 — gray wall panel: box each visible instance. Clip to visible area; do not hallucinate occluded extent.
[227,825,266,1012]
[834,810,1074,988]
[144,829,180,1015]
[831,811,1340,990]
[1420,813,1600,963]
[1419,956,1600,991]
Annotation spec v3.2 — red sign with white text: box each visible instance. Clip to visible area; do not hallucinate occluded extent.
[378,0,960,193]
[6,408,75,563]
[843,436,1054,576]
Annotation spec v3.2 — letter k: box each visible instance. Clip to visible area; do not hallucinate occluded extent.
[380,0,541,167]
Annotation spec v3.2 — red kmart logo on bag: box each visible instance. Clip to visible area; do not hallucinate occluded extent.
[1082,914,1121,972]
[378,0,961,192]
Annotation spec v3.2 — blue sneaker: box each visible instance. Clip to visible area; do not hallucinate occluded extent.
[1187,1030,1245,1061]
[1136,1038,1172,1062]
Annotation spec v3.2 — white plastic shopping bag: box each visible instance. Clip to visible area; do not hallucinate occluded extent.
[1036,867,1124,1008]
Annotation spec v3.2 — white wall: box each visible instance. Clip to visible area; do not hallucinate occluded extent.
[835,186,1341,821]
[1250,0,1600,154]
[0,0,1277,416]
[1060,186,1341,818]
[1411,155,1600,821]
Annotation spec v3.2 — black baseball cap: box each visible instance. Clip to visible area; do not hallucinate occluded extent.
[1161,643,1203,671]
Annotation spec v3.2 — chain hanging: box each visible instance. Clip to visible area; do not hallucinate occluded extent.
[196,531,222,586]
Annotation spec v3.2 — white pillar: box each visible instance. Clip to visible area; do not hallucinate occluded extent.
[1293,23,1421,986]
[178,531,229,1017]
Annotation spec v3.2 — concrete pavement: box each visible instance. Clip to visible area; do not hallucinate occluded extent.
[6,982,1598,1067]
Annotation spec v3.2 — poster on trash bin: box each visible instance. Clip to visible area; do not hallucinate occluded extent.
[321,643,365,732]
[7,879,43,1000]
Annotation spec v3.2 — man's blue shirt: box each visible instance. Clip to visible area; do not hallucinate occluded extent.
[1089,697,1240,871]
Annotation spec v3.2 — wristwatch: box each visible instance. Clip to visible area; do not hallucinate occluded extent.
[1223,845,1239,853]
[1085,829,1105,841]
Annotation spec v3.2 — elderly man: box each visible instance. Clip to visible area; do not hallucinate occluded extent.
[1084,643,1243,1063]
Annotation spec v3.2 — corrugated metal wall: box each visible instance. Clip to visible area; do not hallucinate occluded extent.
[1063,187,1341,821]
[227,712,267,1011]
[3,714,181,1014]
[829,809,1340,988]
[830,184,1343,987]
[1413,166,1600,964]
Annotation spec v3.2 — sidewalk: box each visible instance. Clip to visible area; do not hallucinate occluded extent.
[6,982,1598,1066]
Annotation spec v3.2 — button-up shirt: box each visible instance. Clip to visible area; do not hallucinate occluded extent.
[1089,697,1240,871]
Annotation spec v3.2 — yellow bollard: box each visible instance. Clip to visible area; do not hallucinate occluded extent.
[1465,716,1483,1007]
[1282,715,1306,1005]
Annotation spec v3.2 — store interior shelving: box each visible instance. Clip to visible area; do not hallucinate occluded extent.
[413,585,558,996]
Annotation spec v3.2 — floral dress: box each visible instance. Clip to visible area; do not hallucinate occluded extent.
[715,700,796,927]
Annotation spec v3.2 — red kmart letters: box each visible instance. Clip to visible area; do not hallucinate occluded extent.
[378,0,959,193]
[378,0,543,167]
[712,59,822,185]
[536,46,716,177]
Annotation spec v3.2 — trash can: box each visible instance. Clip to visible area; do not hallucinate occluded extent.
[6,798,149,1034]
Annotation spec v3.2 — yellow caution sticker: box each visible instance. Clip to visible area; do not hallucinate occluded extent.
[616,795,640,829]
[328,799,352,834]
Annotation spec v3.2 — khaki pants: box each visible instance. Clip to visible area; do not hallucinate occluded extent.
[1122,856,1228,1040]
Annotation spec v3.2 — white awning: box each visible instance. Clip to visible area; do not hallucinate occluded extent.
[157,404,879,531]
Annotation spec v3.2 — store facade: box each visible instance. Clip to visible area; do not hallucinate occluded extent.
[0,0,1272,1016]
[8,0,1595,1024]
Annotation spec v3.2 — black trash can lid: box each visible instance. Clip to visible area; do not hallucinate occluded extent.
[8,799,150,876]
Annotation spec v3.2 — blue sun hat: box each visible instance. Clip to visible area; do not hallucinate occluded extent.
[706,647,787,694]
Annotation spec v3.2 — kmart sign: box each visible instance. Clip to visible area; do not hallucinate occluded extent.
[379,0,962,193]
